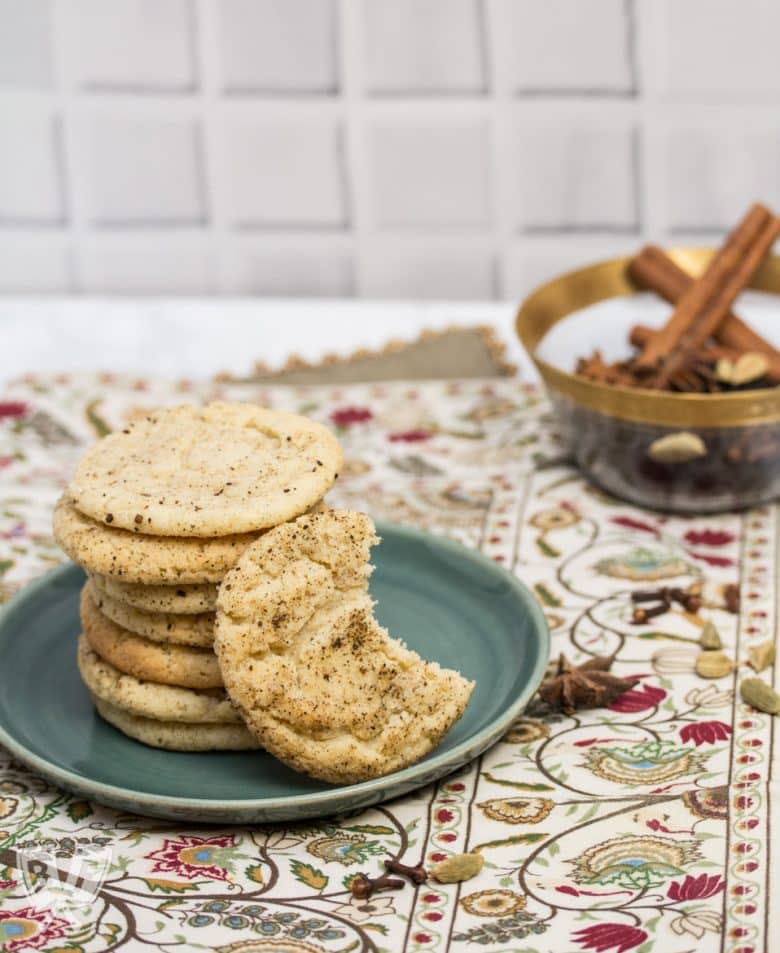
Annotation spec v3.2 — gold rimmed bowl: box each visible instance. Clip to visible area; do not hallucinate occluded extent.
[516,249,780,513]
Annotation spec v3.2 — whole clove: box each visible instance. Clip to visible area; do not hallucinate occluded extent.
[630,585,700,614]
[350,872,405,900]
[723,584,740,614]
[631,587,670,603]
[385,858,427,885]
[668,587,702,614]
[632,601,670,624]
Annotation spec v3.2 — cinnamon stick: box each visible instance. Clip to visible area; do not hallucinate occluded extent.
[629,325,745,364]
[629,244,780,379]
[657,212,780,387]
[635,204,772,372]
[637,207,780,387]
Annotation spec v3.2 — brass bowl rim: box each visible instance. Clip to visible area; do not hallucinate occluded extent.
[515,249,780,428]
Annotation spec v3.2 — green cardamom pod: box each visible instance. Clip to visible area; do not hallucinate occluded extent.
[648,431,706,464]
[699,620,722,651]
[695,650,734,679]
[430,852,484,884]
[740,677,780,714]
[747,639,776,673]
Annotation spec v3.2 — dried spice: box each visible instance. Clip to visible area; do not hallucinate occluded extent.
[385,858,427,884]
[577,206,780,393]
[699,621,722,651]
[538,654,639,716]
[747,639,776,673]
[740,677,780,714]
[350,871,404,900]
[648,432,707,464]
[631,601,670,624]
[723,584,740,614]
[631,586,701,614]
[716,352,769,386]
[430,853,484,884]
[695,651,735,679]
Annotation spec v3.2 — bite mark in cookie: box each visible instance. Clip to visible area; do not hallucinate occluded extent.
[214,510,474,783]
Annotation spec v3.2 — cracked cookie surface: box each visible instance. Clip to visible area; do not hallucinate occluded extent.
[67,402,342,537]
[214,510,474,783]
[54,495,261,584]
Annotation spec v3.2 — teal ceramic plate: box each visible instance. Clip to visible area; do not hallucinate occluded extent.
[0,522,549,823]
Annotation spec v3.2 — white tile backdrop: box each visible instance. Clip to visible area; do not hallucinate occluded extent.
[0,0,778,299]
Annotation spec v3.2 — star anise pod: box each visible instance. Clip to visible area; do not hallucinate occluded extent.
[538,654,638,715]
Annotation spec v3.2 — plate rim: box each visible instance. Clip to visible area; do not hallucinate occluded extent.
[0,520,549,816]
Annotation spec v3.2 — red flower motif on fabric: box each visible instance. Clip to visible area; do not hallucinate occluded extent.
[572,923,648,953]
[608,683,666,712]
[146,834,236,881]
[610,516,658,535]
[556,884,579,896]
[679,720,732,746]
[684,528,734,547]
[667,873,725,901]
[388,429,432,443]
[687,551,735,568]
[413,933,433,944]
[0,907,69,952]
[330,406,373,427]
[435,808,454,823]
[0,402,27,419]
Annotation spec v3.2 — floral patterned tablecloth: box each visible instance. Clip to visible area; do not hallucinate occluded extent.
[0,372,776,953]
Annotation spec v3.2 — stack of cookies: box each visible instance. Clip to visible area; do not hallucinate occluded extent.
[53,402,343,752]
[54,400,474,782]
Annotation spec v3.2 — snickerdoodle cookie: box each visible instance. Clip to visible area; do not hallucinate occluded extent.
[81,586,222,689]
[93,697,260,751]
[87,580,214,648]
[67,403,342,537]
[54,495,260,584]
[89,572,218,614]
[214,510,474,783]
[78,635,238,724]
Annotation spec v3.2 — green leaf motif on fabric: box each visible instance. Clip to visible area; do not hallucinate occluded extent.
[85,399,112,437]
[143,878,202,893]
[473,833,547,852]
[245,863,264,885]
[483,773,554,791]
[535,538,560,558]
[345,823,395,836]
[66,799,92,822]
[452,912,548,945]
[533,583,561,607]
[290,860,328,891]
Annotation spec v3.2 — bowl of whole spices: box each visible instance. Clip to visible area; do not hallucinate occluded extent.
[516,202,780,512]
